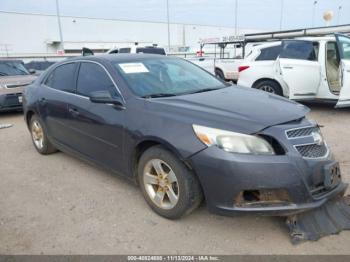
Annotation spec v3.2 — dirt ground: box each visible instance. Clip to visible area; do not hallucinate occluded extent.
[0,102,349,255]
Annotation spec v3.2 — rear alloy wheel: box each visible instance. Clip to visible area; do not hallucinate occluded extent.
[255,80,283,96]
[30,115,57,155]
[138,146,203,219]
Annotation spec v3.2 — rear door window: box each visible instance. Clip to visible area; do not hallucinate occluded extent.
[280,41,319,61]
[44,63,77,93]
[76,62,120,98]
[255,45,281,61]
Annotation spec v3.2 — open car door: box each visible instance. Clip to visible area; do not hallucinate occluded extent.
[278,40,321,100]
[335,34,350,108]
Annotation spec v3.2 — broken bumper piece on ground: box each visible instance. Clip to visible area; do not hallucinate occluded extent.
[287,195,350,244]
[0,123,13,129]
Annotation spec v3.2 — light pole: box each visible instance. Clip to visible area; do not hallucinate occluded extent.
[234,0,238,57]
[234,0,238,36]
[55,0,64,52]
[166,0,171,52]
[312,0,318,27]
[279,0,284,30]
[337,5,342,25]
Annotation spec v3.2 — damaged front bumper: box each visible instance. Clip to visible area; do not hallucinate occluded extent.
[287,195,350,243]
[190,145,348,216]
[189,119,348,217]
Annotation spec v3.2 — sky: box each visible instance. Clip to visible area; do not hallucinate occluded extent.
[0,0,349,31]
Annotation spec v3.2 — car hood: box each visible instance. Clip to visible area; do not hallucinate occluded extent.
[147,86,309,134]
[0,75,37,95]
[0,75,37,87]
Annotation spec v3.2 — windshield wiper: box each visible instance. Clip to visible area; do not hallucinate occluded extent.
[141,93,177,98]
[185,87,223,95]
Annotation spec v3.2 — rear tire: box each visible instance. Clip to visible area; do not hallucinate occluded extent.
[215,69,226,81]
[254,80,283,96]
[138,145,203,219]
[30,115,57,155]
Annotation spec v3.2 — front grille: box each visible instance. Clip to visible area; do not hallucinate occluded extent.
[295,144,328,158]
[5,84,24,89]
[3,93,21,107]
[286,126,318,138]
[285,125,328,159]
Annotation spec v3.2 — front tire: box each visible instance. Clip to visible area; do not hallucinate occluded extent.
[255,80,283,96]
[30,115,57,155]
[138,146,203,219]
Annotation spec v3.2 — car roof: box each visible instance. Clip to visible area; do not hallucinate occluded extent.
[296,36,335,41]
[252,41,281,50]
[252,35,337,50]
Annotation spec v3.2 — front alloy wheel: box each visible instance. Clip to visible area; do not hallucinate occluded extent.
[138,146,203,219]
[143,159,179,209]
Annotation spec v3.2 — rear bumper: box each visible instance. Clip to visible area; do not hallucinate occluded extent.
[237,79,253,88]
[189,146,347,216]
[225,72,239,81]
[0,93,23,112]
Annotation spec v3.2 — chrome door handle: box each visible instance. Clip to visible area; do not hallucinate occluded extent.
[39,98,47,105]
[283,66,294,69]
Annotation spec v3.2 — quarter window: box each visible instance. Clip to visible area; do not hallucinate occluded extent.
[76,62,119,98]
[44,63,77,93]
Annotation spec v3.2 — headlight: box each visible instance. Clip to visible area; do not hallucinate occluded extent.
[193,124,275,155]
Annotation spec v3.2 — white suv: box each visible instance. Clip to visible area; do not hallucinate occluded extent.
[107,45,166,55]
[237,34,350,108]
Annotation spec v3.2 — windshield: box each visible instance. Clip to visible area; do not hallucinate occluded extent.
[114,58,227,97]
[336,35,350,60]
[0,61,29,76]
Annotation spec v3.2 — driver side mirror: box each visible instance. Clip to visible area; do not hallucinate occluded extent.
[89,90,124,108]
[29,69,36,74]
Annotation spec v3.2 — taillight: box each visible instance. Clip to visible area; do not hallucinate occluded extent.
[196,51,204,57]
[238,65,250,72]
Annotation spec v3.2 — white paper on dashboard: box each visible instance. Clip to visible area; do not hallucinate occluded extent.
[119,63,149,74]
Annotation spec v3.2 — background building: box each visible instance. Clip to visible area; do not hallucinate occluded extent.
[0,10,259,57]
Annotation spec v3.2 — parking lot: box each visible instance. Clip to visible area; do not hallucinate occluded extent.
[0,102,349,255]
